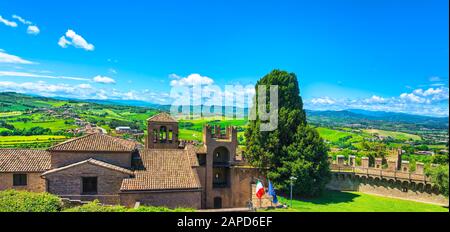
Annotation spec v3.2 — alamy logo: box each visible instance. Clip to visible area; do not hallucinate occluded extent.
[170,84,278,131]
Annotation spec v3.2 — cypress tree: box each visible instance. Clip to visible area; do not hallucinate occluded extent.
[245,69,330,196]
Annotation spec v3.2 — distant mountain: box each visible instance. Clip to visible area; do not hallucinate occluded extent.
[346,109,448,123]
[1,92,448,130]
[306,109,448,129]
[83,99,161,108]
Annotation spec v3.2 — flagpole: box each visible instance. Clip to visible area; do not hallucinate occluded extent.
[268,178,273,207]
[289,176,297,208]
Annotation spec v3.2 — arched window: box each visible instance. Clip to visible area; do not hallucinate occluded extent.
[213,147,230,165]
[153,129,158,143]
[160,126,167,143]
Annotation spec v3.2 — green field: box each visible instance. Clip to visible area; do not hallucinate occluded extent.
[11,119,76,131]
[0,135,69,148]
[315,127,365,143]
[178,117,248,142]
[0,111,23,118]
[179,128,203,141]
[363,129,422,141]
[265,191,448,212]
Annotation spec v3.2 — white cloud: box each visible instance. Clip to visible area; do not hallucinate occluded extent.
[0,70,122,85]
[0,80,172,104]
[0,71,90,81]
[364,95,386,104]
[10,15,40,35]
[408,87,448,101]
[58,29,94,51]
[311,97,336,105]
[169,73,181,79]
[93,75,116,84]
[0,50,35,64]
[0,15,17,27]
[170,73,214,87]
[400,93,425,103]
[108,68,117,74]
[0,81,92,97]
[58,36,71,48]
[429,76,442,82]
[12,15,32,25]
[305,86,449,117]
[27,25,40,35]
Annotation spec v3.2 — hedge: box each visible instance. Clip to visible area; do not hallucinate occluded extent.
[63,200,195,212]
[0,190,62,212]
[0,191,194,212]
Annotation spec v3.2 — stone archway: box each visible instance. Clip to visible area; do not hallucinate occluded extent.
[213,146,230,164]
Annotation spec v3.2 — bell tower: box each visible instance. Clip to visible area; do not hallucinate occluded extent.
[146,112,179,149]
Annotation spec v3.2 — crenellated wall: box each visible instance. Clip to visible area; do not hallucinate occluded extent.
[328,155,448,206]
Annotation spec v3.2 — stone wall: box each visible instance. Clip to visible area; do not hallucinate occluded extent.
[119,190,202,209]
[0,172,46,192]
[146,121,179,149]
[203,125,239,209]
[251,183,276,208]
[50,151,132,169]
[44,162,132,205]
[327,173,448,206]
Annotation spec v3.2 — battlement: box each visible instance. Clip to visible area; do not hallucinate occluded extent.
[331,155,426,176]
[202,125,238,143]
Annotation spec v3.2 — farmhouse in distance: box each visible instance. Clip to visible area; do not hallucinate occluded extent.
[0,112,261,209]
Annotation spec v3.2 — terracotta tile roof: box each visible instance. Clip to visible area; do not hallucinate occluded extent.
[195,145,207,154]
[42,158,134,176]
[147,112,177,123]
[184,144,200,167]
[48,133,138,152]
[120,149,201,191]
[0,149,51,172]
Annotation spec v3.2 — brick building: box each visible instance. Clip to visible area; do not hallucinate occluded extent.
[0,112,260,209]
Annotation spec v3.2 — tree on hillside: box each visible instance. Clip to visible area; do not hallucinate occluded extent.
[429,165,449,198]
[244,70,330,196]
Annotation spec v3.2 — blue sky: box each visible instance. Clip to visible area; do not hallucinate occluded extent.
[0,0,448,116]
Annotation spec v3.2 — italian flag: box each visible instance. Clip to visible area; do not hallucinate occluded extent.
[255,180,265,199]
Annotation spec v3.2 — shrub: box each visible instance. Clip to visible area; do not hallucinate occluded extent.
[63,200,129,212]
[0,190,61,212]
[428,165,449,198]
[63,200,195,212]
[64,200,194,213]
[132,206,195,212]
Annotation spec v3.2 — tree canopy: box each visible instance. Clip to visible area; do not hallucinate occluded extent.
[244,70,330,196]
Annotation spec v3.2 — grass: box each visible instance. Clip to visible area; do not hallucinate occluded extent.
[363,129,421,141]
[316,127,365,143]
[179,128,203,141]
[178,117,248,142]
[11,119,76,131]
[265,191,448,212]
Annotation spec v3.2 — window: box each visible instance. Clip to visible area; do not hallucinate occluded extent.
[153,129,158,143]
[160,126,167,142]
[214,197,222,209]
[13,174,27,186]
[82,177,98,194]
[197,154,206,166]
[213,168,229,188]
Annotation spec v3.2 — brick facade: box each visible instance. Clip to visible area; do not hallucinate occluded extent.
[119,190,202,208]
[44,162,132,204]
[50,151,132,169]
[0,172,46,192]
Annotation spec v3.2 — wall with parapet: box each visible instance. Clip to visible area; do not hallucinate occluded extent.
[328,155,448,206]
